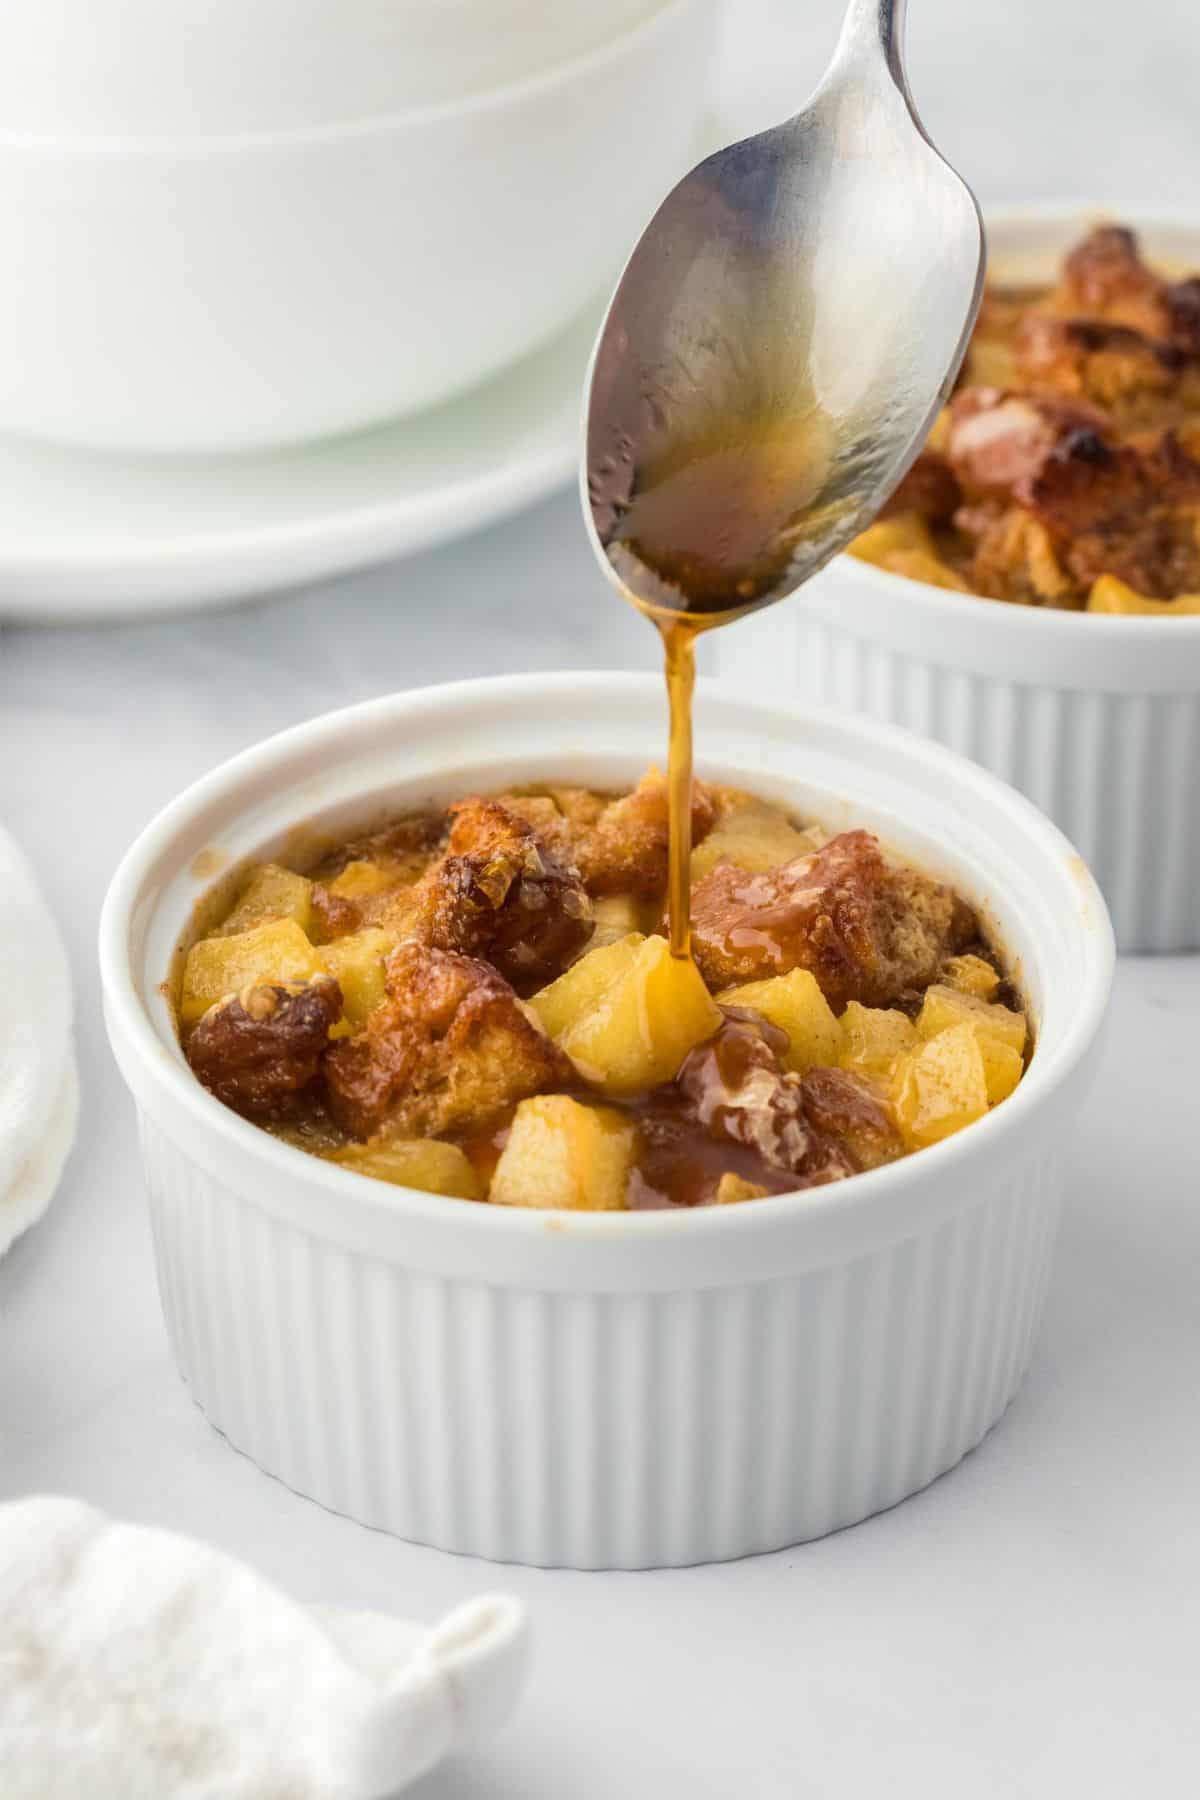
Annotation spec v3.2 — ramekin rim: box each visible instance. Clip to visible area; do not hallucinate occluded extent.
[0,0,700,156]
[829,546,1200,639]
[826,199,1200,641]
[98,673,1115,1246]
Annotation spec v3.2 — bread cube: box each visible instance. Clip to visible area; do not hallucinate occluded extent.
[714,1173,770,1205]
[690,828,968,1009]
[839,1002,917,1078]
[334,1138,481,1200]
[890,1023,989,1149]
[320,927,392,1027]
[717,969,842,1073]
[216,863,313,937]
[527,934,643,1041]
[800,1066,904,1171]
[324,942,572,1143]
[690,796,819,884]
[180,919,325,1026]
[940,954,1001,1000]
[554,936,722,1095]
[489,1095,635,1210]
[917,983,1026,1058]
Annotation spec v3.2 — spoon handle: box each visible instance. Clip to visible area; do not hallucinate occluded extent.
[834,0,908,86]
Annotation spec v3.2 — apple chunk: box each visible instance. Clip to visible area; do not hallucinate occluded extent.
[320,927,392,1027]
[334,1139,481,1200]
[536,934,721,1094]
[717,968,842,1072]
[916,983,1027,1105]
[216,863,314,937]
[839,1002,917,1079]
[891,1023,989,1149]
[527,933,643,1041]
[180,919,325,1026]
[489,1095,635,1210]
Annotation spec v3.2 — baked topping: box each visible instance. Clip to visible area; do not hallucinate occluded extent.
[178,775,1027,1209]
[853,225,1200,612]
[687,829,971,1008]
[501,769,717,899]
[185,976,343,1121]
[323,941,572,1141]
[378,797,593,992]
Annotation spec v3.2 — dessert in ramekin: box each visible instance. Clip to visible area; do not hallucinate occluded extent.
[100,676,1113,1567]
[173,771,1031,1210]
[716,209,1200,952]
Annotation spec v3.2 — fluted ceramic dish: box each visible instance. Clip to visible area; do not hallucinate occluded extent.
[99,675,1113,1568]
[715,207,1200,954]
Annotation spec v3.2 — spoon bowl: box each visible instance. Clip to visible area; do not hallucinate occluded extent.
[583,0,984,622]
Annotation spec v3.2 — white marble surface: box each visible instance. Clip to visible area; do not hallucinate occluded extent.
[3,2,1200,1793]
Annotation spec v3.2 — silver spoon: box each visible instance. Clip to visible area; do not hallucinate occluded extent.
[582,0,984,624]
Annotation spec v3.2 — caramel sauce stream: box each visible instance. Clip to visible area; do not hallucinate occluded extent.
[661,617,699,960]
[596,408,842,969]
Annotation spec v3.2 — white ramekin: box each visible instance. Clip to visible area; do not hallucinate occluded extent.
[0,0,715,454]
[715,207,1200,955]
[99,675,1113,1569]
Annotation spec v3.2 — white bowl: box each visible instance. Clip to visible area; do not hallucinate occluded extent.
[715,206,1200,954]
[0,0,667,136]
[0,0,716,454]
[99,675,1113,1568]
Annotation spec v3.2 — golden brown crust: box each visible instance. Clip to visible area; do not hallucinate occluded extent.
[323,942,573,1141]
[1014,315,1198,430]
[798,1067,904,1171]
[310,815,442,884]
[952,502,1072,605]
[501,772,718,899]
[577,771,717,897]
[1057,227,1165,329]
[688,829,972,1009]
[1027,428,1200,596]
[309,885,362,941]
[880,450,962,524]
[494,787,607,869]
[946,388,1109,501]
[381,797,593,991]
[864,228,1200,607]
[186,977,343,1121]
[946,386,1200,601]
[1053,226,1200,352]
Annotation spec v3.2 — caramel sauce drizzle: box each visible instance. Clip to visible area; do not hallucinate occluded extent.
[661,617,700,960]
[593,399,836,966]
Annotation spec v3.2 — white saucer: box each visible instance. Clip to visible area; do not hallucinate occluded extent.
[0,295,604,623]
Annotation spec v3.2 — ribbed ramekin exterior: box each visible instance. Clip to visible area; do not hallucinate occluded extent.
[140,1111,1061,1569]
[716,609,1200,953]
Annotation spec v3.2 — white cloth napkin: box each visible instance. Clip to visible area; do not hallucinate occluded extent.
[0,825,77,1256]
[0,1497,528,1799]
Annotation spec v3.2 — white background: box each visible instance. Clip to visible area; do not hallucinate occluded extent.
[3,1,1199,1793]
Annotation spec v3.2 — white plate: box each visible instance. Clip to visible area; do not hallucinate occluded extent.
[0,293,604,623]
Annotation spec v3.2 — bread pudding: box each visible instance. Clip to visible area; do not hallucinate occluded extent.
[175,775,1029,1209]
[852,225,1200,615]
